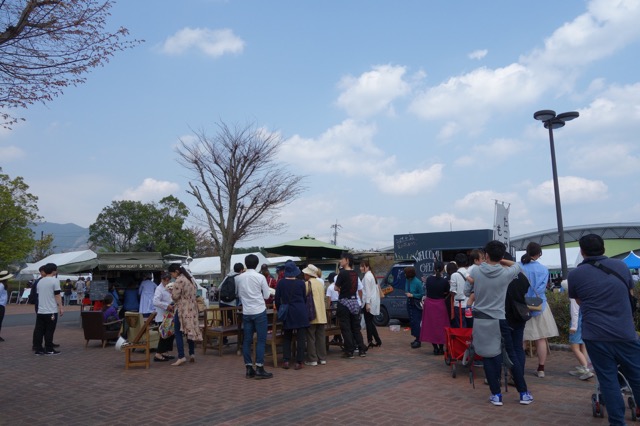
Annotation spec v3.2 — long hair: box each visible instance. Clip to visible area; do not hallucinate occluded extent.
[521,242,542,264]
[168,263,195,282]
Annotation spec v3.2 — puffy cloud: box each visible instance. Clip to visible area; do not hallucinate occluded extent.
[427,213,489,231]
[160,28,244,57]
[455,190,520,213]
[527,176,608,205]
[115,178,180,202]
[336,65,411,118]
[0,145,25,161]
[468,49,488,60]
[568,142,639,176]
[372,164,444,195]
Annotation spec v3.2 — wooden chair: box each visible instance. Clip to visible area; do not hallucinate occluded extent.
[202,306,240,356]
[125,312,160,349]
[324,306,342,351]
[253,310,284,367]
[123,312,157,369]
[81,311,123,348]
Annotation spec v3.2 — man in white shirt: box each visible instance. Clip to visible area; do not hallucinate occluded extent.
[34,263,64,355]
[236,254,273,380]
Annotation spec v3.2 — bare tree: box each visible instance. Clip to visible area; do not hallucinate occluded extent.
[0,0,141,127]
[177,122,305,276]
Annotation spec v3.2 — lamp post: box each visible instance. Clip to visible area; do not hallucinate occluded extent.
[533,109,579,280]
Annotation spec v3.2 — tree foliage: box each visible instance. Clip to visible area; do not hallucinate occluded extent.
[88,196,195,255]
[0,0,142,127]
[30,232,54,262]
[0,167,40,270]
[177,121,305,276]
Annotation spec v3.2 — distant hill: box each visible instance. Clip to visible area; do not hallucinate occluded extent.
[30,222,90,253]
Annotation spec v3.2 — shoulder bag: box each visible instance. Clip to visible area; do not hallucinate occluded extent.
[524,286,543,311]
[306,281,317,321]
[584,259,637,314]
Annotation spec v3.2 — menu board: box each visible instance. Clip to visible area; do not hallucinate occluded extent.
[89,280,108,301]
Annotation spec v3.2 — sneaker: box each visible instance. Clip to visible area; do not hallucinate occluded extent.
[319,360,327,365]
[519,391,534,405]
[359,351,367,358]
[45,350,61,355]
[569,366,588,376]
[34,350,45,356]
[489,393,503,406]
[536,370,545,378]
[304,361,318,366]
[579,371,594,380]
[341,352,355,359]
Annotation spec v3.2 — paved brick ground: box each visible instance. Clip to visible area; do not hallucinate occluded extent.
[0,304,617,425]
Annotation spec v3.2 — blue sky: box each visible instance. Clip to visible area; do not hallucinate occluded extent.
[2,0,640,251]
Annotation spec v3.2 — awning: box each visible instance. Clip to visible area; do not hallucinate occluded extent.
[57,252,166,274]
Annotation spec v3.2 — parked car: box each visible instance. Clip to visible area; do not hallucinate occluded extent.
[374,260,415,326]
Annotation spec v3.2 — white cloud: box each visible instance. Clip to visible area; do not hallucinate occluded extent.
[569,143,639,176]
[468,49,488,60]
[115,178,180,202]
[0,145,25,161]
[528,176,608,205]
[408,0,640,135]
[372,164,444,195]
[455,190,520,213]
[160,28,244,57]
[427,212,489,231]
[336,65,411,118]
[437,121,460,140]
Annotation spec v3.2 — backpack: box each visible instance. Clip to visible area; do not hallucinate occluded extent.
[27,280,39,305]
[506,272,532,323]
[219,274,236,303]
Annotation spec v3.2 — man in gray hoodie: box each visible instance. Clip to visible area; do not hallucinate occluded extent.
[471,240,533,406]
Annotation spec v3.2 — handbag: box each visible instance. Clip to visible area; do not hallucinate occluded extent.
[159,312,175,339]
[306,281,316,321]
[277,281,294,321]
[378,284,385,299]
[525,286,543,311]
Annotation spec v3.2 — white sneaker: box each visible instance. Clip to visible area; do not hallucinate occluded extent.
[569,366,588,376]
[579,371,594,380]
[536,370,545,378]
[319,360,327,365]
[304,361,317,366]
[519,391,534,405]
[489,393,503,406]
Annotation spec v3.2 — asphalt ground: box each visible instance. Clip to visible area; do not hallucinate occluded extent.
[0,303,619,425]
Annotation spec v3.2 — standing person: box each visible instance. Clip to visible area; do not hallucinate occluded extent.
[34,263,63,355]
[218,262,244,345]
[0,271,11,342]
[448,262,468,327]
[236,253,273,379]
[568,234,640,426]
[335,252,367,359]
[75,277,86,306]
[261,264,277,306]
[405,266,424,349]
[153,272,175,362]
[325,272,341,346]
[30,266,47,350]
[63,279,73,306]
[168,264,202,366]
[275,260,309,370]
[521,242,559,378]
[138,273,157,318]
[567,297,593,380]
[360,260,381,348]
[302,264,327,366]
[471,241,532,406]
[419,261,450,355]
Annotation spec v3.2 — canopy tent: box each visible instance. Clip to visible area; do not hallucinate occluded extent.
[515,247,583,271]
[264,236,344,259]
[622,251,640,269]
[188,252,269,276]
[57,252,165,274]
[20,250,97,276]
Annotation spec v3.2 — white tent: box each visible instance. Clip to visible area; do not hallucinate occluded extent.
[20,250,97,276]
[188,252,269,276]
[515,247,583,271]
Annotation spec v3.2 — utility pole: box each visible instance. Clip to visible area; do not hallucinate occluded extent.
[330,220,341,245]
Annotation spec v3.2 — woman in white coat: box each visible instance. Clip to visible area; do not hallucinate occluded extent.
[361,260,382,348]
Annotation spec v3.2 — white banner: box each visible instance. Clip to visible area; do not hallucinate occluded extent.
[493,202,510,251]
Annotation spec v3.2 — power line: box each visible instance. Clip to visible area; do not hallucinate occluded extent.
[330,220,341,245]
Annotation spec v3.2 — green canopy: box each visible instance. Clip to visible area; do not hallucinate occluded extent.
[264,236,345,259]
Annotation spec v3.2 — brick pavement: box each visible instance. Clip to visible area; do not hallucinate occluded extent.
[0,304,614,425]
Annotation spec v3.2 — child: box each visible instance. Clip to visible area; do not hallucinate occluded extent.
[102,294,121,331]
[568,297,593,380]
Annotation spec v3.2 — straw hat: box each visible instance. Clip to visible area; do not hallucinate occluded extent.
[302,264,320,278]
[0,270,14,281]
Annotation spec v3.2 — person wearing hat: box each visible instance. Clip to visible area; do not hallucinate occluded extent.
[275,260,309,370]
[302,264,327,366]
[0,270,13,342]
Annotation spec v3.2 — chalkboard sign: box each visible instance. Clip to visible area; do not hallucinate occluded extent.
[89,280,108,301]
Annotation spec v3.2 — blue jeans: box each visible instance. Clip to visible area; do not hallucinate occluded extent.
[504,321,527,393]
[174,310,194,359]
[242,310,268,366]
[407,299,422,340]
[584,339,640,426]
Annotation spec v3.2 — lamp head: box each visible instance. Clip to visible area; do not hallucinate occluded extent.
[533,110,556,121]
[557,111,579,122]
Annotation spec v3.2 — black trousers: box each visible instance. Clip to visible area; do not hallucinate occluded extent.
[337,303,366,354]
[34,313,58,351]
[0,305,5,335]
[364,310,381,345]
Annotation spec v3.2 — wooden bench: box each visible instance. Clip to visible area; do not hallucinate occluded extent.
[324,306,342,351]
[252,310,284,367]
[202,306,241,356]
[124,312,157,369]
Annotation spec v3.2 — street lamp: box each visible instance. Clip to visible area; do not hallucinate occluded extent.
[533,109,579,280]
